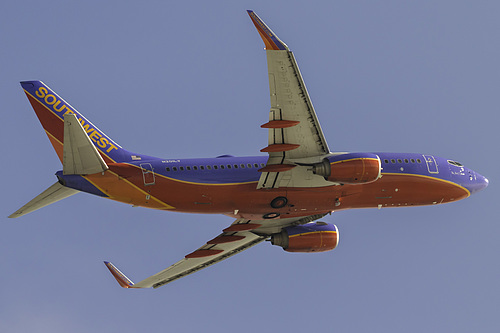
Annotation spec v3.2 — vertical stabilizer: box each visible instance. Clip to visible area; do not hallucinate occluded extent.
[20,81,142,164]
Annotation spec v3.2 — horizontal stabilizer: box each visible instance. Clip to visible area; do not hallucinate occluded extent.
[63,113,108,175]
[9,182,79,218]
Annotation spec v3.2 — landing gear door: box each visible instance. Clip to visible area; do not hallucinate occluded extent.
[423,155,439,174]
[140,163,155,185]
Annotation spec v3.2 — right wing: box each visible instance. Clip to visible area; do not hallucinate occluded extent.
[105,214,326,288]
[105,219,266,288]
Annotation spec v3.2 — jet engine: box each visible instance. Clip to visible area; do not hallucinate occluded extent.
[311,153,381,184]
[271,222,339,253]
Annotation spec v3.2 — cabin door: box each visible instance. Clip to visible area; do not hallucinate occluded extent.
[422,155,439,174]
[140,163,156,186]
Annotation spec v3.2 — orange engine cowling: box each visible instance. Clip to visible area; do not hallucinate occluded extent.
[312,153,381,184]
[271,222,339,253]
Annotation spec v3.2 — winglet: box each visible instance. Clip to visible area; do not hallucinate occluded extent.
[103,261,140,288]
[247,10,289,51]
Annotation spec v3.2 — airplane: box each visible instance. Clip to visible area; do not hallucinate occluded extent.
[10,10,488,289]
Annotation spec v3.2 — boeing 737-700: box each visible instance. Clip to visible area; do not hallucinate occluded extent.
[9,10,488,288]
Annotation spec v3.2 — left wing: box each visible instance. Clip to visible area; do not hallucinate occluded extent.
[105,215,325,288]
[247,11,332,189]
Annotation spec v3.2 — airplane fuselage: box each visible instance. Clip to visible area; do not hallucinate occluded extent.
[57,152,487,220]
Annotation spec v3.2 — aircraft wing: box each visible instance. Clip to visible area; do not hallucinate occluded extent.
[105,219,266,288]
[247,11,331,189]
[104,214,326,288]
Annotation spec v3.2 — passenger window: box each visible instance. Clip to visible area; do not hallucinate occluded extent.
[166,167,170,172]
[240,164,245,168]
[180,167,184,171]
[200,166,204,170]
[227,165,231,169]
[234,164,238,169]
[397,159,402,163]
[391,159,396,163]
[193,166,198,171]
[214,165,218,170]
[404,159,408,163]
[410,159,415,163]
[186,166,191,171]
[248,164,252,168]
[206,165,211,170]
[254,163,259,168]
[384,159,389,164]
[173,167,178,171]
[417,159,422,163]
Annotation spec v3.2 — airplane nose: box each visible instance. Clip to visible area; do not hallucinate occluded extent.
[480,174,489,189]
[473,172,489,193]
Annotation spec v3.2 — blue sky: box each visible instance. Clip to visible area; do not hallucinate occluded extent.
[1,1,498,332]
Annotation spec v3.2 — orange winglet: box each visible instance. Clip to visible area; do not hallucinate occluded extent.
[103,261,138,288]
[247,10,288,51]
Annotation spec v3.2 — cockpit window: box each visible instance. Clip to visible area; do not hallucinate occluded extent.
[447,160,463,167]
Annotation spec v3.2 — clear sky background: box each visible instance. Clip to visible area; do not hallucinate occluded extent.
[1,1,498,332]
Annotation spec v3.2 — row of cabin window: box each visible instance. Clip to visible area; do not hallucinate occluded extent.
[384,158,422,164]
[166,163,266,172]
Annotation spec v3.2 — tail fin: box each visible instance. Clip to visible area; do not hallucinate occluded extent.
[21,81,134,164]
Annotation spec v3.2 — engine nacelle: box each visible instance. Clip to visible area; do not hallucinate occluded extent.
[271,222,339,253]
[312,153,381,184]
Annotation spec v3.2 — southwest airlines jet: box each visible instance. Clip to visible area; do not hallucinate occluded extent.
[10,11,488,289]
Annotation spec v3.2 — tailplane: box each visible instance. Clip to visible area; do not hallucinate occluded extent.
[11,80,143,218]
[9,182,79,218]
[9,107,112,218]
